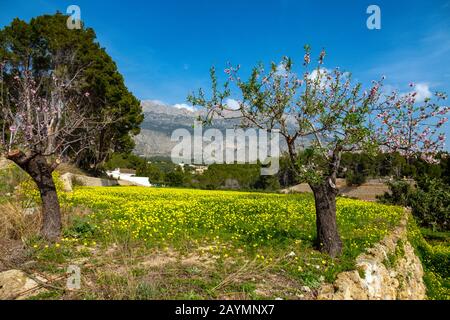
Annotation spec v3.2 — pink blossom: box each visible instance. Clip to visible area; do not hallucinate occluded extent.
[303,53,310,66]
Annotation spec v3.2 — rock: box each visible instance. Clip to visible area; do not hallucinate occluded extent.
[287,251,296,257]
[60,172,119,192]
[317,213,426,300]
[23,207,37,216]
[301,285,311,293]
[0,269,47,300]
[60,173,73,192]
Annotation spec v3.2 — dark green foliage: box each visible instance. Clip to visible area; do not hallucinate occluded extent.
[345,170,367,186]
[377,180,414,207]
[277,154,298,187]
[106,154,281,191]
[195,164,260,190]
[338,151,447,181]
[420,228,450,245]
[378,178,449,231]
[165,167,187,187]
[64,216,96,238]
[0,13,143,169]
[412,178,450,231]
[104,153,147,171]
[253,175,281,191]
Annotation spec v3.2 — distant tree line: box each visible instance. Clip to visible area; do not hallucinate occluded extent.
[103,153,280,190]
[104,150,449,191]
[105,151,449,231]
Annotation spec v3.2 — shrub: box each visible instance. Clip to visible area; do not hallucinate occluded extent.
[412,178,449,231]
[377,180,414,207]
[345,170,367,186]
[64,215,96,239]
[378,178,449,231]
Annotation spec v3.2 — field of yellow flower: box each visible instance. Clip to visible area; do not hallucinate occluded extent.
[67,187,402,250]
[26,186,407,299]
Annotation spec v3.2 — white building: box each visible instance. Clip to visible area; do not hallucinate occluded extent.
[106,169,152,187]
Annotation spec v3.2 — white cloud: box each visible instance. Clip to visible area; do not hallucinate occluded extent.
[148,99,166,105]
[275,63,287,77]
[225,98,241,110]
[308,68,331,88]
[173,103,195,112]
[413,83,432,102]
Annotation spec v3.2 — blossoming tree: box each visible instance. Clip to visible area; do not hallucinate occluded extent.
[375,83,448,163]
[188,46,448,257]
[0,57,100,241]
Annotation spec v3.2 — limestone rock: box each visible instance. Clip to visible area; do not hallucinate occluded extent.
[60,173,73,192]
[60,172,119,192]
[317,213,426,300]
[0,269,46,300]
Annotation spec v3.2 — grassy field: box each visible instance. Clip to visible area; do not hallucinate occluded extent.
[408,223,450,300]
[24,186,404,300]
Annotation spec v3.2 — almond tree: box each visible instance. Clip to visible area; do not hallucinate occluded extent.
[0,14,143,171]
[374,83,448,163]
[0,57,101,241]
[188,46,448,257]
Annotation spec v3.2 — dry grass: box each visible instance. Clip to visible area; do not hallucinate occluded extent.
[0,202,41,242]
[282,178,391,202]
[55,163,88,176]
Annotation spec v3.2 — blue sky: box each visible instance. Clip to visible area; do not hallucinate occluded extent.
[1,0,450,139]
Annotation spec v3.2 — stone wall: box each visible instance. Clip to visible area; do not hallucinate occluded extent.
[317,213,426,300]
[60,172,120,192]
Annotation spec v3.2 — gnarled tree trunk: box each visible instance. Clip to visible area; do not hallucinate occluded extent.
[310,179,342,258]
[7,151,61,241]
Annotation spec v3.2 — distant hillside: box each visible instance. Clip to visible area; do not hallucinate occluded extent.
[135,100,242,158]
[134,100,306,159]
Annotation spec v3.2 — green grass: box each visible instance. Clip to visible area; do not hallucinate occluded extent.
[420,228,450,245]
[408,221,450,300]
[22,186,405,300]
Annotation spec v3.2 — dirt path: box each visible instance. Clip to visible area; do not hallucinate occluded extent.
[281,178,390,202]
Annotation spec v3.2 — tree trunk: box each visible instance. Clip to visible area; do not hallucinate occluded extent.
[310,180,342,258]
[7,152,61,241]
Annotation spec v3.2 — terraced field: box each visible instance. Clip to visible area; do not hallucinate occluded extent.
[26,186,404,299]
